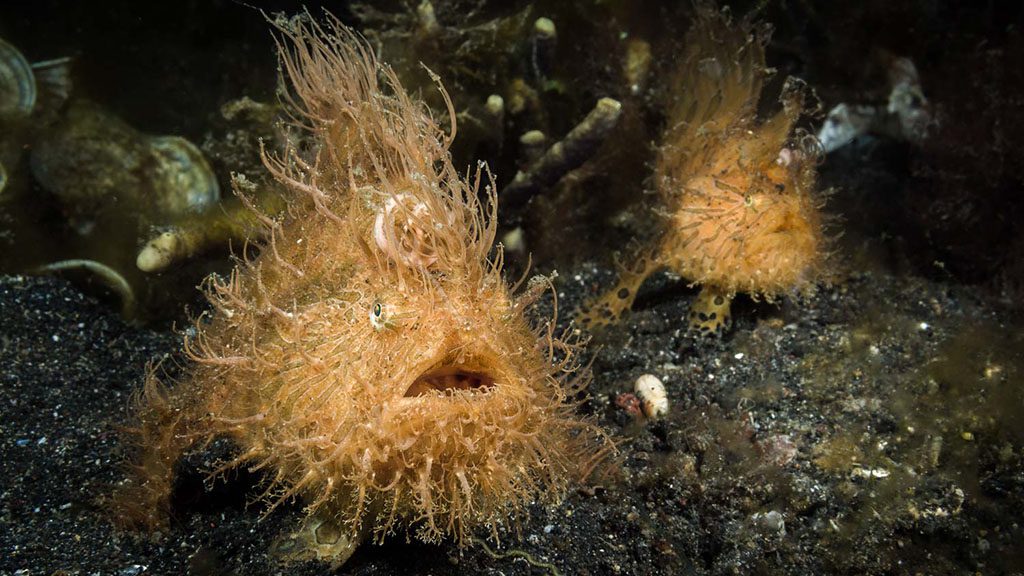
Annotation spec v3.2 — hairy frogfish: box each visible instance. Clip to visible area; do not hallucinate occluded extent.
[579,7,830,336]
[113,14,611,566]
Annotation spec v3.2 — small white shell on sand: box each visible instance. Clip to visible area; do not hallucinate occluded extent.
[633,374,668,419]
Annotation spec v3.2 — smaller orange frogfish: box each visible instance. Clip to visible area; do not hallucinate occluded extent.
[579,6,831,336]
[112,14,611,566]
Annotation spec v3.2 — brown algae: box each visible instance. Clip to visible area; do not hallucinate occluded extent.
[113,14,611,563]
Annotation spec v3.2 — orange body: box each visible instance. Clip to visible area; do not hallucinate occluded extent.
[580,7,828,328]
[114,16,610,549]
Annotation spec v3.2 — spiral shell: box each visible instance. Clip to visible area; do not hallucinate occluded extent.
[30,100,220,222]
[148,135,220,216]
[0,37,36,119]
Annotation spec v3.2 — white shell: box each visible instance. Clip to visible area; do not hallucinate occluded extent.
[0,37,36,118]
[633,374,669,419]
[851,467,890,480]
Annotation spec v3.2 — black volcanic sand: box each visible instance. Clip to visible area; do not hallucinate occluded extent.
[3,1,1024,573]
[3,267,1023,575]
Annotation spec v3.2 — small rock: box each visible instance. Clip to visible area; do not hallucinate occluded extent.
[751,510,786,537]
[759,434,798,466]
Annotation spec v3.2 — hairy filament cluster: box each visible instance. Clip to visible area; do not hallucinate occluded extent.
[579,6,830,329]
[113,13,611,554]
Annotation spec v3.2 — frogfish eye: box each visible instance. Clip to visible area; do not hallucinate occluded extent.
[369,301,387,331]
